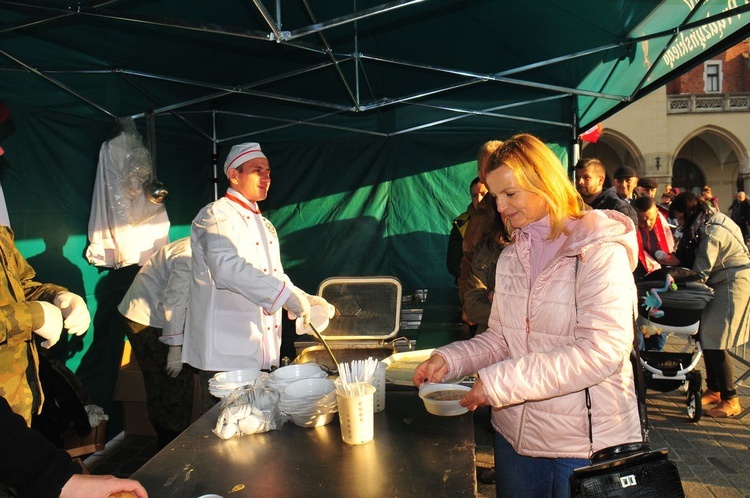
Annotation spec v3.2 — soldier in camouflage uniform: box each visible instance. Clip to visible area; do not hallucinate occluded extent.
[0,226,91,426]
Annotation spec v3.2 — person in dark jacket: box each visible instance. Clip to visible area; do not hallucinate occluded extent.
[0,396,147,498]
[613,165,639,202]
[446,177,487,281]
[574,158,638,228]
[728,191,750,241]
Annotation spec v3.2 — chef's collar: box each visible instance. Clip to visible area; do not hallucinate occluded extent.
[225,188,260,214]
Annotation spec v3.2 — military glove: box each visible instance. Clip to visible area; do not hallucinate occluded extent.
[284,286,311,325]
[33,301,64,348]
[166,346,183,378]
[53,291,91,336]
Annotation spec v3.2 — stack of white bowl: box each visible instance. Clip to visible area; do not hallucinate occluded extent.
[209,369,264,398]
[278,377,338,428]
[266,363,327,392]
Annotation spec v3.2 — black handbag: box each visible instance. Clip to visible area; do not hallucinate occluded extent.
[569,429,685,497]
[569,259,685,497]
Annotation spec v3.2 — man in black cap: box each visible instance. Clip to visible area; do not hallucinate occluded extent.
[635,177,671,219]
[635,177,658,198]
[613,165,638,203]
[574,158,638,228]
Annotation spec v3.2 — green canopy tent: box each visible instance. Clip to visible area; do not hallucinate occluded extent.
[1,0,749,425]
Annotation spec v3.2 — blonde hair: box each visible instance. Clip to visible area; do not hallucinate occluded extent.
[487,133,585,238]
[476,140,503,173]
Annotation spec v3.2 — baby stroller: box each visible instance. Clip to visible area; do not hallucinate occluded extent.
[635,267,714,422]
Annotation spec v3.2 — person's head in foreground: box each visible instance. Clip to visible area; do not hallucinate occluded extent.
[484,133,585,238]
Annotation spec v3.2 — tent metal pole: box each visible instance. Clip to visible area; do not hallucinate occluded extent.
[408,100,572,128]
[571,105,580,179]
[251,0,285,41]
[359,54,628,102]
[0,0,273,41]
[125,59,346,118]
[213,111,218,201]
[0,0,123,34]
[285,0,426,41]
[209,110,388,142]
[300,0,360,109]
[359,80,483,111]
[119,65,354,119]
[391,100,573,136]
[0,48,116,119]
[119,74,213,140]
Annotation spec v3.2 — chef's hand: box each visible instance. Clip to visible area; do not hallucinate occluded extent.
[412,354,448,387]
[306,294,336,319]
[284,287,311,325]
[54,291,91,336]
[33,301,64,349]
[165,346,183,378]
[459,377,489,412]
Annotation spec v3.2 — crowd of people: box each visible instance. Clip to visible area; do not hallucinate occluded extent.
[440,134,750,494]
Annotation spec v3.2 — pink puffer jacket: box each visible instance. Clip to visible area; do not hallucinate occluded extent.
[436,209,642,458]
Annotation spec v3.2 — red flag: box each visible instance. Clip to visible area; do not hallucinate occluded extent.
[579,123,603,143]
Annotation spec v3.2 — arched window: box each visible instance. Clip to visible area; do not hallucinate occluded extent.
[672,158,706,195]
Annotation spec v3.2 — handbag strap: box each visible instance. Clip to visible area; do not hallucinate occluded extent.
[575,258,650,458]
[631,317,650,442]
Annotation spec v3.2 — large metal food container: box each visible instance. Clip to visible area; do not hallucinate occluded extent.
[293,276,402,371]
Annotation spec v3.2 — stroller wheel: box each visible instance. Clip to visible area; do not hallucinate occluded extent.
[686,371,703,423]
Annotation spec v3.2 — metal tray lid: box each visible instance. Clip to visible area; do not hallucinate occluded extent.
[316,276,402,341]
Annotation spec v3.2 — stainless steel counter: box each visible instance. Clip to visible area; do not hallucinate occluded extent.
[130,388,477,497]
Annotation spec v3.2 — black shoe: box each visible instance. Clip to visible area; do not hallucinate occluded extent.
[477,466,496,485]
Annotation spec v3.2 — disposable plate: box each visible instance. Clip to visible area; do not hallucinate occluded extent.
[382,349,465,386]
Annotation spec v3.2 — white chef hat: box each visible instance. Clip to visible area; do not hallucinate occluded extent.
[223,142,267,175]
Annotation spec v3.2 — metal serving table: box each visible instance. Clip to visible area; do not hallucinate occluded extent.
[131,388,477,497]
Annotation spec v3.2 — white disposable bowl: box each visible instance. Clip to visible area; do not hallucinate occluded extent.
[213,369,263,384]
[273,364,326,382]
[290,411,336,428]
[419,383,471,416]
[284,378,336,399]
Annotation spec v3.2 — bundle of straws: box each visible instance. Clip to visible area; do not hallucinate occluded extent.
[335,357,379,396]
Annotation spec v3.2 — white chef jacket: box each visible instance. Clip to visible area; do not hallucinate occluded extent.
[184,189,292,371]
[117,237,191,346]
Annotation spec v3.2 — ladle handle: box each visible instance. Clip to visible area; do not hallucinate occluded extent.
[310,322,339,372]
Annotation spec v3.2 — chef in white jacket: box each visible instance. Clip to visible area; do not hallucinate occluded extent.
[117,236,194,448]
[184,142,333,411]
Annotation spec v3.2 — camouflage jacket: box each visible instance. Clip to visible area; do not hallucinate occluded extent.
[0,226,66,425]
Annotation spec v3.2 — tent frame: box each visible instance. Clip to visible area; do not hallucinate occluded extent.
[2,0,750,143]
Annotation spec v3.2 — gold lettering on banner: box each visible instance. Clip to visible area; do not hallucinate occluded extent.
[664,0,745,69]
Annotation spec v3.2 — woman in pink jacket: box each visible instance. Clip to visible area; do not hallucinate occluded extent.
[414,134,642,497]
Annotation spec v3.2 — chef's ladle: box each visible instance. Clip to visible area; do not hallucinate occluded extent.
[309,321,339,375]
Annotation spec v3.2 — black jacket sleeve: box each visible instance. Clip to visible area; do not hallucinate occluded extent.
[446,225,464,280]
[0,396,80,498]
